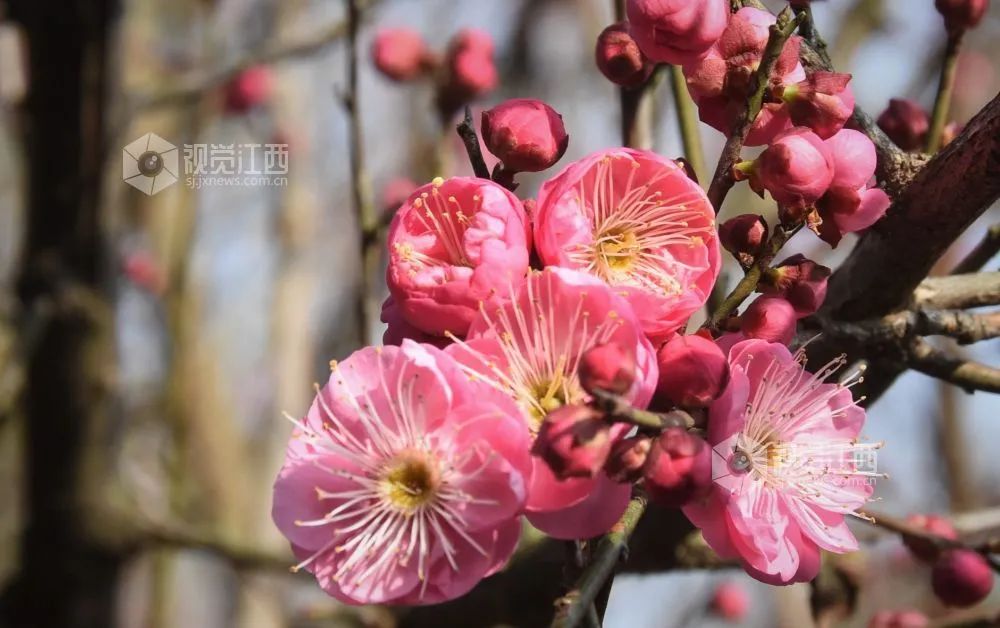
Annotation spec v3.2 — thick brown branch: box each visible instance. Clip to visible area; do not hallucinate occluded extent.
[912,272,1000,310]
[817,309,1000,346]
[906,338,1000,394]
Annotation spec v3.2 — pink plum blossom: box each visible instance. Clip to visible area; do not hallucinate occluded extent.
[447,267,658,539]
[683,338,879,585]
[533,148,720,344]
[626,0,728,65]
[816,129,892,246]
[683,8,806,145]
[386,176,530,337]
[783,72,856,139]
[751,127,835,208]
[272,340,532,605]
[655,333,729,409]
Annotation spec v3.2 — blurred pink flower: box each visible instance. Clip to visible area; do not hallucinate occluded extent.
[386,176,530,337]
[626,0,729,65]
[533,148,720,344]
[442,28,498,103]
[683,8,806,145]
[711,580,750,621]
[223,65,273,113]
[684,339,878,584]
[272,340,532,605]
[595,22,653,87]
[447,267,658,539]
[372,28,431,82]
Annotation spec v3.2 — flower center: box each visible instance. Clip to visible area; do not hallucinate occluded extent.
[380,451,439,511]
[595,227,640,273]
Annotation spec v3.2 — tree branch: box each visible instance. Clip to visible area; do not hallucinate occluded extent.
[912,272,1000,310]
[456,106,491,179]
[905,338,1000,394]
[952,224,1000,274]
[927,32,963,153]
[706,8,805,212]
[816,308,1000,346]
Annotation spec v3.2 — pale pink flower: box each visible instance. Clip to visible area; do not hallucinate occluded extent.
[683,7,806,145]
[684,338,880,585]
[448,267,658,539]
[816,129,891,246]
[386,176,531,336]
[533,148,720,343]
[626,0,729,65]
[272,340,532,605]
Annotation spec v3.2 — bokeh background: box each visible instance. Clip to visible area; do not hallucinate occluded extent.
[0,0,999,626]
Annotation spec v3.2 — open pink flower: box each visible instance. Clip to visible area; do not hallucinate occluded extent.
[272,340,532,605]
[533,148,720,343]
[684,338,880,585]
[683,8,806,145]
[626,0,729,65]
[386,176,530,336]
[816,129,891,246]
[447,267,658,539]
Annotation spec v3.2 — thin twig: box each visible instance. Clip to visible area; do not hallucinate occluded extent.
[927,32,963,153]
[551,496,648,628]
[343,0,378,344]
[706,8,804,211]
[859,509,1000,574]
[907,338,1000,394]
[455,106,491,179]
[912,272,1000,310]
[952,224,1000,274]
[589,388,695,431]
[668,64,706,184]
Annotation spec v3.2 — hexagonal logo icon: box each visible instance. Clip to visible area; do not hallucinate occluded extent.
[123,133,179,195]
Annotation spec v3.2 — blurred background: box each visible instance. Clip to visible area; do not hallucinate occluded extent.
[0,0,998,626]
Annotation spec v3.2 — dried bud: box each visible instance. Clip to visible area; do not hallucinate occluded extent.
[655,334,728,409]
[579,342,636,397]
[931,549,995,607]
[740,296,798,345]
[902,513,959,562]
[372,28,432,81]
[626,0,729,65]
[595,22,652,87]
[762,254,831,316]
[719,213,768,267]
[783,71,855,139]
[877,99,929,152]
[868,610,930,628]
[533,404,612,479]
[604,435,652,483]
[481,99,569,173]
[223,65,272,113]
[753,128,834,208]
[443,29,498,102]
[710,581,749,621]
[935,0,989,34]
[643,427,711,507]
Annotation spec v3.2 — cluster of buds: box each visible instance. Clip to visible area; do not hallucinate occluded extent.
[371,27,497,119]
[900,513,995,608]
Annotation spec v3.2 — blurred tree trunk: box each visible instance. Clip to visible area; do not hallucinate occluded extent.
[1,1,121,627]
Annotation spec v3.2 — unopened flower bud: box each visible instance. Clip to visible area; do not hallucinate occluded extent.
[481,99,569,174]
[443,29,498,102]
[223,65,272,113]
[719,214,768,267]
[643,427,711,507]
[595,22,652,87]
[877,99,929,152]
[710,581,749,621]
[740,296,798,345]
[762,254,831,316]
[754,128,834,207]
[902,513,958,562]
[868,610,929,628]
[783,72,855,139]
[655,334,728,409]
[935,0,989,34]
[626,0,729,65]
[579,342,636,397]
[533,404,612,479]
[604,435,652,483]
[931,549,995,607]
[372,28,432,81]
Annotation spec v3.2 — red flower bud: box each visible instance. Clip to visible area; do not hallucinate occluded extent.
[655,334,728,409]
[719,213,768,267]
[753,128,835,207]
[868,610,929,628]
[935,0,989,34]
[223,65,272,113]
[877,99,929,152]
[595,22,652,87]
[902,513,958,562]
[443,29,498,102]
[626,0,729,65]
[481,99,569,173]
[533,404,612,479]
[643,427,711,507]
[784,72,855,139]
[372,28,432,82]
[579,342,636,397]
[761,254,831,316]
[931,549,995,607]
[710,581,749,621]
[740,296,798,345]
[604,435,652,483]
